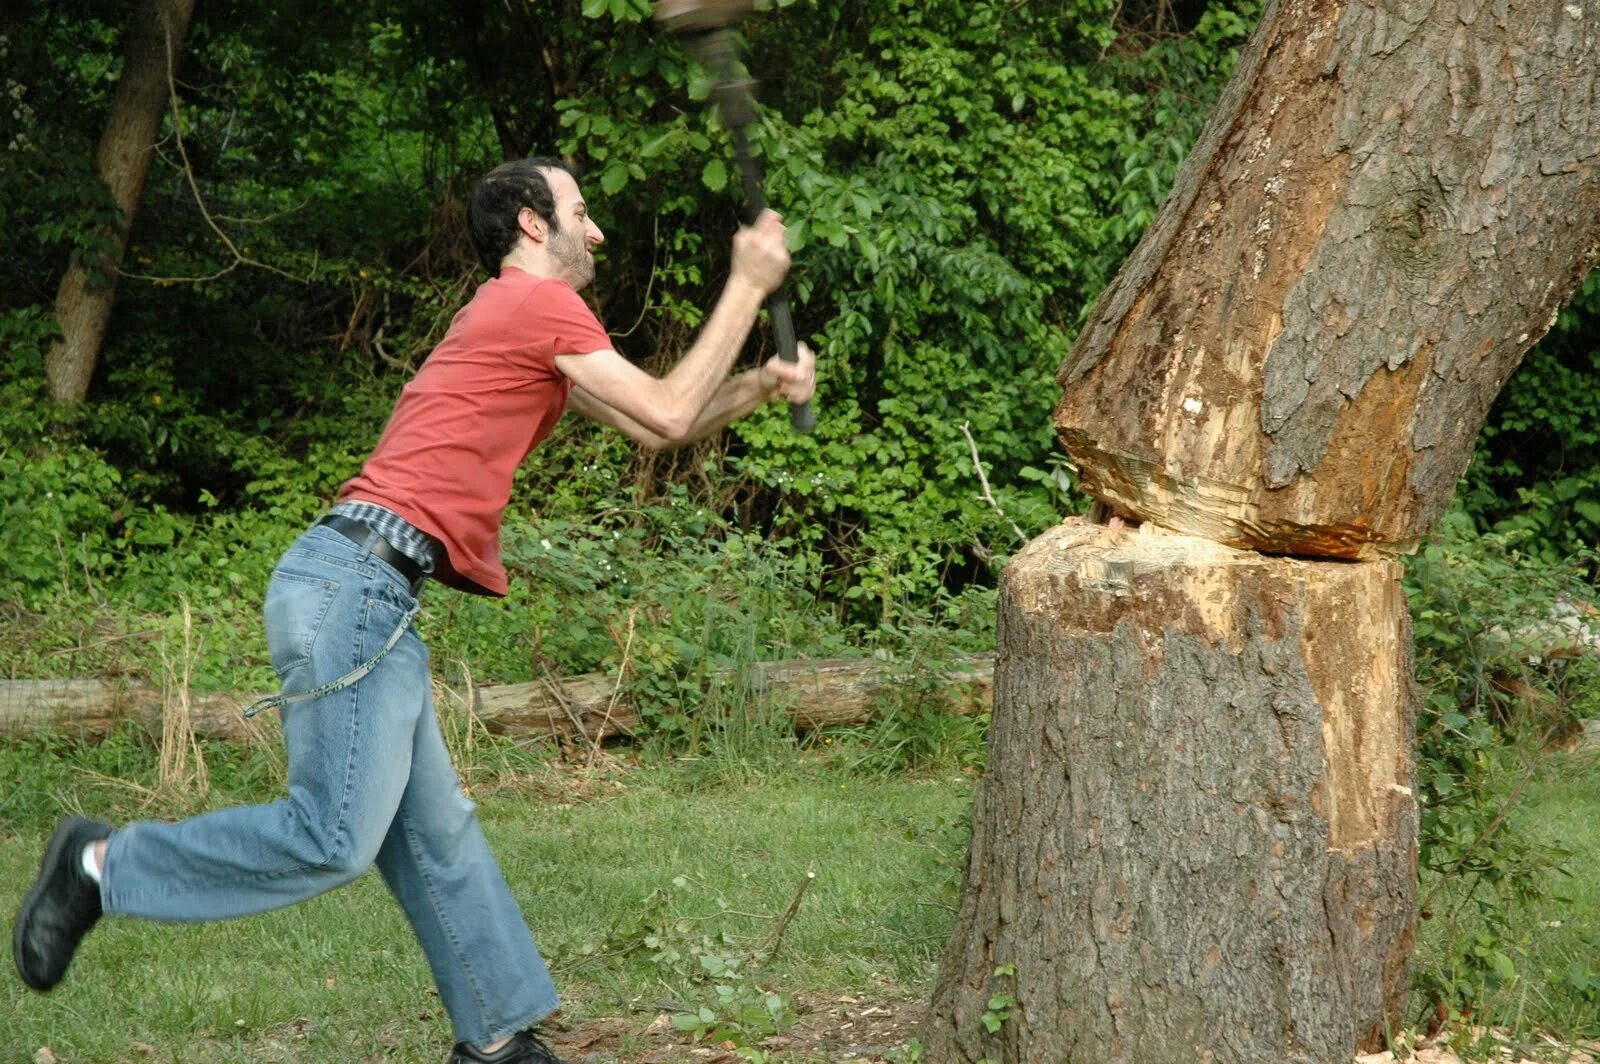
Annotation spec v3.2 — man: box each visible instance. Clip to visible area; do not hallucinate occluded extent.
[12,156,815,1064]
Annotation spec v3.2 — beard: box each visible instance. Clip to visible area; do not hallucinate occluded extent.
[550,224,595,290]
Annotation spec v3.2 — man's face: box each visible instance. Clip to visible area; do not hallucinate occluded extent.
[540,167,605,290]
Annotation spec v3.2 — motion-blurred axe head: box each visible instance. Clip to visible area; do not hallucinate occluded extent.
[651,0,759,35]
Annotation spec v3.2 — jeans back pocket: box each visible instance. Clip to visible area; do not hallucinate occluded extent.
[264,570,340,684]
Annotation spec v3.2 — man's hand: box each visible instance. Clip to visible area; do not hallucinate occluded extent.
[759,341,817,404]
[731,210,791,296]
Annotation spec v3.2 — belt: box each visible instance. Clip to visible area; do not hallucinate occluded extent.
[315,513,427,592]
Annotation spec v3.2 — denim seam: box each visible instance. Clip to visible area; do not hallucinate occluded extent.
[327,592,378,870]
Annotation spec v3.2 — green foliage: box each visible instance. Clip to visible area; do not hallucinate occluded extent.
[1101,2,1259,248]
[1405,506,1600,1018]
[0,0,1276,636]
[573,872,798,1051]
[0,349,139,610]
[1465,271,1600,553]
[980,963,1017,1034]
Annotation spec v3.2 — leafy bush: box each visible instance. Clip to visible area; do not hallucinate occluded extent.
[1465,271,1600,555]
[1406,505,1600,1016]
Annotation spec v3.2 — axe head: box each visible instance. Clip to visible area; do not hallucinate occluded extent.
[651,0,759,35]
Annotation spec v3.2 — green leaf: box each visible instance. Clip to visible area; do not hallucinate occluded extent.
[639,129,679,159]
[702,158,728,192]
[601,164,629,195]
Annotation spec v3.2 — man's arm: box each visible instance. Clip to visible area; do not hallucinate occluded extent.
[568,346,815,450]
[554,211,789,442]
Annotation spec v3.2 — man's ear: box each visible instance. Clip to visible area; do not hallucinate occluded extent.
[517,206,546,244]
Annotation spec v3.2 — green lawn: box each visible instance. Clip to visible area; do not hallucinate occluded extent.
[4,732,1597,1063]
[0,735,970,1063]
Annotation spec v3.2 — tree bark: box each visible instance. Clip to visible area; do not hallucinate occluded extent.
[0,654,994,743]
[45,0,197,405]
[925,521,1417,1063]
[1056,0,1600,558]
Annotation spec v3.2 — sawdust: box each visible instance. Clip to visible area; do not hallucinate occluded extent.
[1357,1031,1600,1064]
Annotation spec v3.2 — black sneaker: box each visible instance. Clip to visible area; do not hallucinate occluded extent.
[13,816,111,991]
[450,1029,568,1064]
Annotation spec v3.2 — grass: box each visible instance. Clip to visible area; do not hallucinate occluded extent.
[3,725,1597,1062]
[1412,743,1600,1054]
[0,729,972,1063]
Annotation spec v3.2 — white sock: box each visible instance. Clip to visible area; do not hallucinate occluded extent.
[80,843,103,884]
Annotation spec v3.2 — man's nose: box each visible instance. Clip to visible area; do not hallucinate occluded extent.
[588,221,605,246]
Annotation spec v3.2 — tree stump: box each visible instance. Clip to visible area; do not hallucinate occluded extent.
[924,520,1417,1063]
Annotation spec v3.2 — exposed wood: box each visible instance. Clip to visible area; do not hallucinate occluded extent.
[1055,0,1600,558]
[45,0,197,404]
[0,655,995,744]
[924,520,1417,1063]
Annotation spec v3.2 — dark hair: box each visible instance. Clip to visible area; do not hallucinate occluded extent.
[467,156,572,276]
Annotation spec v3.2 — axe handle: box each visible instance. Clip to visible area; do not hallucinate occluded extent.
[729,123,816,434]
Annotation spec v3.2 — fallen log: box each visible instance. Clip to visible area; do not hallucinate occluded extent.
[0,655,995,744]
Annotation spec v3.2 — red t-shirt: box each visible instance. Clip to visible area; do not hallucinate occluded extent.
[339,267,611,596]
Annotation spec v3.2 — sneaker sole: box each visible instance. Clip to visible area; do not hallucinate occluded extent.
[12,816,98,992]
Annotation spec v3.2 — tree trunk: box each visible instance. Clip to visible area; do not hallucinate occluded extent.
[928,0,1600,1059]
[925,521,1417,1063]
[451,0,525,160]
[45,0,197,405]
[1056,0,1600,558]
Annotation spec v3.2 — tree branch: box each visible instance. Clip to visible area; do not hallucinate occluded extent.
[961,421,1028,546]
[121,24,309,287]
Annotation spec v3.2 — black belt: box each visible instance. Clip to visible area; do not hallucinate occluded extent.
[315,514,427,592]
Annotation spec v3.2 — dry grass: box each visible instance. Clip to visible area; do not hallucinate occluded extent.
[156,597,209,801]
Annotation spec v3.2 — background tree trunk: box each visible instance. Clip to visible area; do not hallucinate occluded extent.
[45,0,197,405]
[1056,0,1600,557]
[927,0,1600,1059]
[924,522,1417,1063]
[451,0,525,160]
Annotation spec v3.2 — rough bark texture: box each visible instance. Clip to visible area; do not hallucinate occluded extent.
[924,521,1417,1063]
[46,0,196,405]
[0,655,994,743]
[1055,0,1600,558]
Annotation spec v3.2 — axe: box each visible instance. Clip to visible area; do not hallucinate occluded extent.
[653,0,817,433]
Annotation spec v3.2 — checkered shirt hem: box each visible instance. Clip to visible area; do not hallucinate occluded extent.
[327,501,441,573]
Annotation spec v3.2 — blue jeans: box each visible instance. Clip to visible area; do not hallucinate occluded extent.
[100,524,559,1046]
